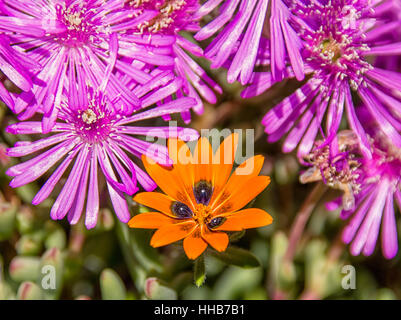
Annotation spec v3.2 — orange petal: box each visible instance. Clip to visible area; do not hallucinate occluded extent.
[214,208,273,231]
[229,154,265,181]
[201,225,229,252]
[128,212,176,229]
[133,192,176,217]
[167,138,197,207]
[142,155,190,204]
[210,133,238,203]
[168,138,194,173]
[210,155,266,209]
[213,175,271,214]
[193,137,214,183]
[150,221,197,247]
[183,228,208,260]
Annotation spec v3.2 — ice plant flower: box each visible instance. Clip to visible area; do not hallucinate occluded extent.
[0,34,36,108]
[5,74,198,229]
[304,122,401,259]
[243,0,401,160]
[300,130,362,212]
[194,0,304,84]
[337,129,401,259]
[128,134,273,259]
[0,0,176,131]
[126,0,222,123]
[370,0,401,71]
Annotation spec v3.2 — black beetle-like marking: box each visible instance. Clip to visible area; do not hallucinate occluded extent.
[194,180,213,205]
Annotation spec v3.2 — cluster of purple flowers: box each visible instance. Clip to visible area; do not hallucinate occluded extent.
[1,0,401,259]
[0,0,202,229]
[195,0,401,259]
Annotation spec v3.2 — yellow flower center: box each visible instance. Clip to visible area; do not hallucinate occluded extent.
[320,38,342,63]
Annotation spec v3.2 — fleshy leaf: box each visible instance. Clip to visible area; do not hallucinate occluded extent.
[209,247,261,268]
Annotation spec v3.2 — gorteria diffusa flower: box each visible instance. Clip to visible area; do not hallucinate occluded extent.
[129,134,273,259]
[243,0,401,160]
[194,0,304,84]
[5,75,198,229]
[0,0,177,131]
[126,0,222,122]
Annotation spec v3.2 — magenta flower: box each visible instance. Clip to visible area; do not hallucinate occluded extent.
[370,0,401,70]
[302,125,401,259]
[300,130,362,211]
[0,0,176,131]
[125,0,222,123]
[6,76,199,229]
[0,35,36,108]
[244,0,401,160]
[194,0,304,85]
[339,135,401,259]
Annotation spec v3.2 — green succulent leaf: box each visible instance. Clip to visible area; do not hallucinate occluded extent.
[209,247,261,268]
[100,269,127,300]
[17,282,43,300]
[145,277,177,300]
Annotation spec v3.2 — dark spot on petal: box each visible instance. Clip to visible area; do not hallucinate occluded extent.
[215,203,232,215]
[171,201,193,219]
[176,192,188,203]
[207,217,226,229]
[179,223,195,232]
[194,180,213,205]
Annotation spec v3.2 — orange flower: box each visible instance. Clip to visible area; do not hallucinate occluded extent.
[128,133,273,260]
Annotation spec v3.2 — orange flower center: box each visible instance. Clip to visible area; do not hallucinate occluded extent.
[192,203,212,225]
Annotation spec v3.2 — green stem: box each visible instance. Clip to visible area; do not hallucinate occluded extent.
[194,255,206,288]
[283,183,327,264]
[116,222,146,293]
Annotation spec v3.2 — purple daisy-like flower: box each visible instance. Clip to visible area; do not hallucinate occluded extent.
[369,0,401,70]
[300,130,362,211]
[304,117,401,259]
[244,0,401,160]
[124,0,222,123]
[0,34,37,108]
[0,0,176,131]
[334,126,401,259]
[194,0,304,85]
[340,141,401,259]
[5,74,199,229]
